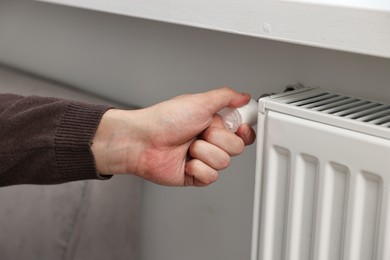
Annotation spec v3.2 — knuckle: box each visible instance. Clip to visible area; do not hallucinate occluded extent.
[186,158,199,172]
[208,170,219,183]
[189,139,203,157]
[228,138,245,156]
[186,159,220,187]
[201,128,213,141]
[235,139,245,155]
[220,86,236,96]
[219,155,231,169]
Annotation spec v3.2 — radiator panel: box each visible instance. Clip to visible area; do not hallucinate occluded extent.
[252,108,390,260]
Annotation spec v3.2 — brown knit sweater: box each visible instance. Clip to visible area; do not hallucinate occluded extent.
[0,94,113,187]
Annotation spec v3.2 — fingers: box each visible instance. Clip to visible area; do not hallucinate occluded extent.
[181,88,256,187]
[184,115,256,187]
[189,140,231,170]
[236,124,256,145]
[185,159,219,187]
[201,115,245,156]
[185,139,230,186]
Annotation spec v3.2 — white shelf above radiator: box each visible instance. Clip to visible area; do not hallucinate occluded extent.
[37,0,390,58]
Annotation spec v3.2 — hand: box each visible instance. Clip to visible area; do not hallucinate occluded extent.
[91,87,256,187]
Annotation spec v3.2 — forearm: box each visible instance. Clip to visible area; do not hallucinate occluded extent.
[0,94,112,186]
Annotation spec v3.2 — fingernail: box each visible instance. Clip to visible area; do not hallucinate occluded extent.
[241,93,252,103]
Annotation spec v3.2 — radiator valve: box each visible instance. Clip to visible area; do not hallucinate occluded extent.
[218,99,258,132]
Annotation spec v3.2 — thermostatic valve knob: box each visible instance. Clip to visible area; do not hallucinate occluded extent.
[218,99,258,132]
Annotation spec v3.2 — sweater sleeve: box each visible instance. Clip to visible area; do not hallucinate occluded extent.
[0,94,113,187]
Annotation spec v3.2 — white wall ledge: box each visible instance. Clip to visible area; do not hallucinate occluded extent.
[39,0,390,59]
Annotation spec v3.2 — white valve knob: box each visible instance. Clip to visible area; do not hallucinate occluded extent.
[218,99,258,132]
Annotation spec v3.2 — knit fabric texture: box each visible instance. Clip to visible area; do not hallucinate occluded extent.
[0,94,112,186]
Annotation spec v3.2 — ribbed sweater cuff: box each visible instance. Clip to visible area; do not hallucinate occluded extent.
[54,102,113,182]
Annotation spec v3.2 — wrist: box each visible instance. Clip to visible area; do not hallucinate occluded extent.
[91,109,115,175]
[92,109,146,176]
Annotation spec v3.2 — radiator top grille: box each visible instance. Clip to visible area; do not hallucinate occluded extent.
[287,92,390,127]
[267,88,390,128]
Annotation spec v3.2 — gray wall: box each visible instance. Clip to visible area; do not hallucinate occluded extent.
[1,1,390,259]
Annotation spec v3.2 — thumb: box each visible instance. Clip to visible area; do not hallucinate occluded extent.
[200,87,251,114]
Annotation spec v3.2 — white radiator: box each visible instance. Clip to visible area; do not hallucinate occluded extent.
[251,88,390,260]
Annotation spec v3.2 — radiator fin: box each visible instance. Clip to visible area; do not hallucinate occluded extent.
[279,89,390,128]
[260,146,290,260]
[291,154,319,260]
[359,172,382,260]
[327,163,349,260]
